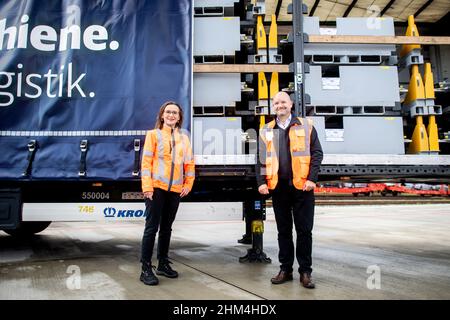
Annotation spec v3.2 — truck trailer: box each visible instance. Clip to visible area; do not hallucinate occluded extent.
[1,0,449,249]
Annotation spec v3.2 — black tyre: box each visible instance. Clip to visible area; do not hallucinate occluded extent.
[3,221,51,237]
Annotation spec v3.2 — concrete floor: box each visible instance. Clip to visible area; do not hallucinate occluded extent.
[0,204,449,300]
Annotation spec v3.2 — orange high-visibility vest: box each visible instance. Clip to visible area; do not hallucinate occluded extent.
[260,117,313,190]
[141,126,195,193]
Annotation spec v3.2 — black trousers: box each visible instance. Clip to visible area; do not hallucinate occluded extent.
[271,180,315,274]
[141,188,181,264]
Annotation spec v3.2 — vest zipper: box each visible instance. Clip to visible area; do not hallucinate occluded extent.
[167,129,176,192]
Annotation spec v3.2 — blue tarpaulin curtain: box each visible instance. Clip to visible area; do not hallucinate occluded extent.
[0,0,192,180]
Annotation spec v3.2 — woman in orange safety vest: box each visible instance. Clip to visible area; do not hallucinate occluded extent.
[139,101,195,286]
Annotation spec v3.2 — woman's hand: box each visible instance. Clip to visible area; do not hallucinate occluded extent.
[180,187,190,198]
[144,191,153,200]
[258,184,269,195]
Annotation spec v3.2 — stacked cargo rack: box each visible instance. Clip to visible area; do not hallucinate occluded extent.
[192,0,450,184]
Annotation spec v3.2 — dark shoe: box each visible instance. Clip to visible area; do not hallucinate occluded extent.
[140,262,159,286]
[237,234,252,244]
[270,270,293,284]
[156,259,178,278]
[300,272,315,289]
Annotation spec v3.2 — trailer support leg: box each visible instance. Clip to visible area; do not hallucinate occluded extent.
[239,199,271,263]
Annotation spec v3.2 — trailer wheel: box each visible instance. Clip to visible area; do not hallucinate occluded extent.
[3,222,51,237]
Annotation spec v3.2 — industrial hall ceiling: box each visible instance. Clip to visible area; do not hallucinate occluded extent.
[263,0,450,24]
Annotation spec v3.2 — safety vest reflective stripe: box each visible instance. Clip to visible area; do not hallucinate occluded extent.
[180,137,186,177]
[143,150,154,157]
[174,176,184,185]
[181,135,186,163]
[154,130,166,186]
[291,121,311,157]
[292,151,306,157]
[153,173,183,186]
[157,157,167,181]
[156,130,165,156]
[179,162,184,180]
[156,129,172,188]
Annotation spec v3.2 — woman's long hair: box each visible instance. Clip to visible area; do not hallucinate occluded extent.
[154,101,184,129]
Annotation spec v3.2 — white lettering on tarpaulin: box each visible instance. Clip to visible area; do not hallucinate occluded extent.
[0,5,119,107]
[0,63,88,107]
[0,9,119,51]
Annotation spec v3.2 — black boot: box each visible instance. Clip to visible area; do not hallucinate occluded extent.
[140,262,159,285]
[156,259,178,278]
[237,234,252,244]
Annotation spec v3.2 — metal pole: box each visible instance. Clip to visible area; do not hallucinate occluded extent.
[292,0,306,117]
